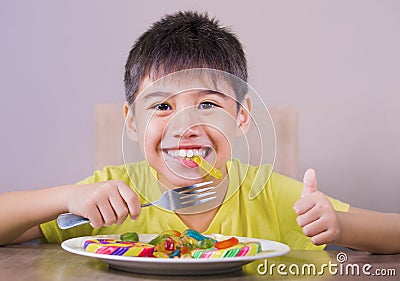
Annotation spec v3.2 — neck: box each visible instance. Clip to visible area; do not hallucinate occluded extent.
[175,176,229,233]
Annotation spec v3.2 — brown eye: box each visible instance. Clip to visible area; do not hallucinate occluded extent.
[154,103,171,111]
[198,102,218,110]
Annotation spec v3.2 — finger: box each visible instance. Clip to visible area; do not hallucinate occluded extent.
[87,206,105,228]
[293,196,316,215]
[296,204,321,227]
[302,168,318,198]
[97,201,117,226]
[115,181,141,219]
[108,194,129,225]
[301,218,327,238]
[310,229,337,245]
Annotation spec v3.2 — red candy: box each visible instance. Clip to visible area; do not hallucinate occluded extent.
[214,237,239,249]
[164,237,175,252]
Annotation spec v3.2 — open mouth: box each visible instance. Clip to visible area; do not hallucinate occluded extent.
[164,147,211,159]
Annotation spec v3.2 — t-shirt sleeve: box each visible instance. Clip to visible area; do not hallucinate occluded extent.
[270,172,350,250]
[39,165,126,243]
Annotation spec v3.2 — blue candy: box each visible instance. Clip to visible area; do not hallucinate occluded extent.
[183,229,208,241]
[169,249,181,258]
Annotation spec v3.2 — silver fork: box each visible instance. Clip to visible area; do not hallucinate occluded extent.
[56,181,215,230]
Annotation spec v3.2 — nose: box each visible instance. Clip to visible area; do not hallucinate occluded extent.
[168,107,202,139]
[174,125,202,139]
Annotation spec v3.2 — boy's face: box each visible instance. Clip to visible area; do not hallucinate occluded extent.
[124,71,251,188]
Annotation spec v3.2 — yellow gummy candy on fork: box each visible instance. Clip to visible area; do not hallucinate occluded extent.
[191,156,222,179]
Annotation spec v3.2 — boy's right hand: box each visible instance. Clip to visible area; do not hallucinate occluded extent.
[65,180,141,228]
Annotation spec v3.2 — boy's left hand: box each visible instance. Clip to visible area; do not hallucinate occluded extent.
[293,169,342,245]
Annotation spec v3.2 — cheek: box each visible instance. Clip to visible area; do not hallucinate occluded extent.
[208,127,235,161]
[137,118,166,153]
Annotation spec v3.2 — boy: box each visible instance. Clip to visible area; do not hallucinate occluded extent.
[0,11,399,254]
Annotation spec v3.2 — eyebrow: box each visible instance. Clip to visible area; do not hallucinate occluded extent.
[201,90,230,99]
[142,90,229,101]
[142,91,172,101]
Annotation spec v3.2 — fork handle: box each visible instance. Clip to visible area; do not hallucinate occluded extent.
[57,204,152,230]
[57,213,90,230]
[140,202,155,208]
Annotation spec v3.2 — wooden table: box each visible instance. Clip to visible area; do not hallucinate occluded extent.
[1,243,399,280]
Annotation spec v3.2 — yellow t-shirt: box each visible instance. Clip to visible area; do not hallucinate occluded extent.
[40,159,349,250]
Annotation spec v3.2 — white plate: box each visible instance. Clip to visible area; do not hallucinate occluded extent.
[61,234,290,275]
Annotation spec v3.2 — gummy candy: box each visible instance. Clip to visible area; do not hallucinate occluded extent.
[120,232,139,242]
[191,155,222,179]
[183,229,208,241]
[85,229,262,259]
[214,237,239,249]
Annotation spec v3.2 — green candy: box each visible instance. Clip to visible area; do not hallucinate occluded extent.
[182,229,215,249]
[148,234,170,246]
[120,232,139,242]
[197,238,215,249]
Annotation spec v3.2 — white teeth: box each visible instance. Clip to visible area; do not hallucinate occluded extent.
[179,149,186,158]
[166,148,207,158]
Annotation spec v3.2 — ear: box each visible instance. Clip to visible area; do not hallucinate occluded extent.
[123,102,138,142]
[235,95,252,137]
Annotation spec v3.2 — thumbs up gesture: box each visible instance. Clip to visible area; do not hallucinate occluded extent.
[293,169,342,245]
[301,168,318,197]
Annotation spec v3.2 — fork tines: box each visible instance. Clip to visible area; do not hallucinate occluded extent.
[180,187,217,206]
[181,195,217,207]
[174,181,213,193]
[172,181,217,208]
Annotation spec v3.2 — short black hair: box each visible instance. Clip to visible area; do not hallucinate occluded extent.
[124,11,248,106]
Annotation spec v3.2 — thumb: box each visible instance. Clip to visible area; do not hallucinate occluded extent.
[301,168,318,197]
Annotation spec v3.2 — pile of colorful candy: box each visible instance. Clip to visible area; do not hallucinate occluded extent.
[84,229,261,258]
[84,239,154,257]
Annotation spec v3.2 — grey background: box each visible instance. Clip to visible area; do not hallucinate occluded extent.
[1,0,399,212]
